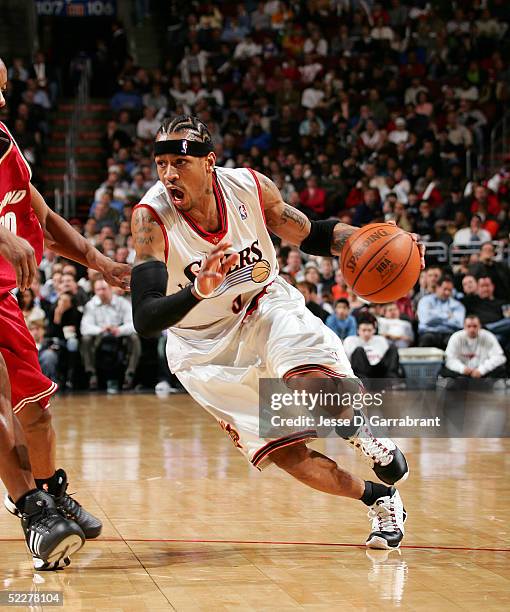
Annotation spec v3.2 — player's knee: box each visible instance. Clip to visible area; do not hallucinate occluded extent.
[19,405,52,434]
[270,443,308,473]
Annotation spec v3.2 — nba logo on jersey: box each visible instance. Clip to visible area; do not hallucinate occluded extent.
[238,204,248,220]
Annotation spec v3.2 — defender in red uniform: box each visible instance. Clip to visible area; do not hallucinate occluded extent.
[0,58,130,568]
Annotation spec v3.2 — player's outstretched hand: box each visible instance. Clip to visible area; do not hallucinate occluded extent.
[0,226,37,291]
[102,261,131,290]
[194,240,239,298]
[387,219,426,269]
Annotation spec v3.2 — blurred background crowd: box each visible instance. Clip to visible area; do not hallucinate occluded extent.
[1,0,510,392]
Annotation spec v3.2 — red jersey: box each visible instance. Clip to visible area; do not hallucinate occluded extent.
[0,121,43,294]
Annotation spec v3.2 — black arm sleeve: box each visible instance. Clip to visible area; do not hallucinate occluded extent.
[299,219,338,256]
[131,260,201,338]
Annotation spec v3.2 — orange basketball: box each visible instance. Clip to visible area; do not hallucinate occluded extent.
[341,223,421,303]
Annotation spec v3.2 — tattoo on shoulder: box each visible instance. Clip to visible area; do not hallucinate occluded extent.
[259,172,274,192]
[134,211,157,227]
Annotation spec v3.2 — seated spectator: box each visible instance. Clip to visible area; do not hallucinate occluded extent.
[115,220,132,247]
[388,117,409,145]
[319,257,336,293]
[136,106,160,140]
[463,276,510,350]
[462,276,506,326]
[47,292,82,389]
[326,299,357,340]
[360,119,383,152]
[111,79,143,112]
[413,200,436,239]
[80,278,141,393]
[377,302,414,348]
[352,188,382,226]
[441,315,507,389]
[17,288,47,325]
[331,269,349,301]
[453,214,492,245]
[296,281,329,322]
[90,195,120,233]
[282,248,303,279]
[94,167,130,204]
[28,320,59,383]
[129,172,147,200]
[396,291,416,322]
[142,82,168,111]
[59,272,89,309]
[41,268,62,304]
[461,274,478,297]
[29,272,52,319]
[469,242,510,300]
[470,184,501,219]
[233,35,262,60]
[83,218,99,246]
[299,175,326,219]
[344,318,400,380]
[303,262,321,287]
[417,275,466,349]
[413,265,442,308]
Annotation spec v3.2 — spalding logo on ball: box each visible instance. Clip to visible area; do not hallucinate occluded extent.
[341,223,421,303]
[251,260,271,283]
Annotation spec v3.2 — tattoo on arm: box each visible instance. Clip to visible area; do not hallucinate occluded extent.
[331,223,357,257]
[132,209,166,264]
[280,205,307,230]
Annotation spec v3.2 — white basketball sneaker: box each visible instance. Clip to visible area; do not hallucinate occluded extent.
[343,414,409,485]
[366,487,406,550]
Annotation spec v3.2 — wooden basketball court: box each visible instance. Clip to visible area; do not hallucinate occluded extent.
[0,393,508,610]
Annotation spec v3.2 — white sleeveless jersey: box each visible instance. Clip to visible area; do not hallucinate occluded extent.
[138,167,279,370]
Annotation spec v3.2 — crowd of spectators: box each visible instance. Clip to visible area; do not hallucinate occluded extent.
[6,1,510,392]
[0,51,58,182]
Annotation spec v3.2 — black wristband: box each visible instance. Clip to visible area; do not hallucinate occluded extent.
[131,260,200,337]
[300,219,338,256]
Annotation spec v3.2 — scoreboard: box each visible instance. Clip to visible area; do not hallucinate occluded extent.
[36,0,116,17]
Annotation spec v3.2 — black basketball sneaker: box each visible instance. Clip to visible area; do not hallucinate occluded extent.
[20,490,85,568]
[339,413,409,485]
[5,468,102,539]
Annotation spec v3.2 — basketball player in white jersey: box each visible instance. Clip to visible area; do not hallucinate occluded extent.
[131,116,424,550]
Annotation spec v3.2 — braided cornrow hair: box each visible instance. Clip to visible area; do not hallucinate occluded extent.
[156,115,213,143]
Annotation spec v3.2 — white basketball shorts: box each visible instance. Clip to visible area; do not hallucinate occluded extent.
[172,277,356,470]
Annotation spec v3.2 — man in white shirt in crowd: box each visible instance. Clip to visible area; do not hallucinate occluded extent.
[441,315,507,389]
[377,302,414,348]
[453,214,492,246]
[136,106,160,140]
[388,117,409,145]
[80,278,141,392]
[344,318,401,381]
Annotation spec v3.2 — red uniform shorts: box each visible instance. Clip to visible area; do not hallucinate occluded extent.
[0,292,57,412]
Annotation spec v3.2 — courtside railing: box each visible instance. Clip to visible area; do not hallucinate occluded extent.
[423,240,510,266]
[62,59,91,219]
[489,111,510,176]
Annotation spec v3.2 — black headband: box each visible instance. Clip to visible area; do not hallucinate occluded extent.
[154,139,214,157]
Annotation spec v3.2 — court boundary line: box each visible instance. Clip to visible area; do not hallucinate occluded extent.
[0,537,508,552]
